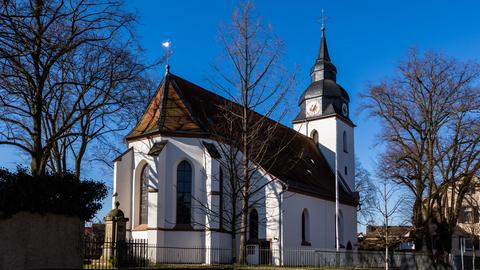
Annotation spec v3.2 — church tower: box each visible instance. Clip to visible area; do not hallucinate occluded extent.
[293,24,355,191]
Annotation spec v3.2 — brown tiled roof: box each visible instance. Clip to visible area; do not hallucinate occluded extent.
[126,73,357,206]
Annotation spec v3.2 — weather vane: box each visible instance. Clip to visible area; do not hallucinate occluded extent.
[162,40,172,73]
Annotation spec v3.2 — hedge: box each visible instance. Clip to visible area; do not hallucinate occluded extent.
[0,168,108,221]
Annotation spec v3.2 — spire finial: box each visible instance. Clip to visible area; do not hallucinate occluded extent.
[165,64,170,75]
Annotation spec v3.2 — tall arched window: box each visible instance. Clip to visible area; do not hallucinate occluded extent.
[249,208,259,240]
[311,129,319,144]
[339,210,344,247]
[343,131,348,153]
[176,160,192,225]
[139,165,150,225]
[219,167,224,229]
[302,209,310,245]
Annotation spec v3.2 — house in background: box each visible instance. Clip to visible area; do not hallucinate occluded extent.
[451,177,480,257]
[111,26,358,265]
[358,225,415,251]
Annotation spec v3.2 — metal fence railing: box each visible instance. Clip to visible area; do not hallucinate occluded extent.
[83,238,148,269]
[83,240,439,269]
[145,246,435,268]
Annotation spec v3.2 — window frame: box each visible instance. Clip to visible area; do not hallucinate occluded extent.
[176,160,193,226]
[249,208,259,240]
[139,164,150,225]
[311,129,319,144]
[343,131,348,153]
[301,208,311,246]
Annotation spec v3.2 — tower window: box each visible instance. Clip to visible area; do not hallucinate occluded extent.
[343,131,348,153]
[311,129,319,144]
[344,166,348,175]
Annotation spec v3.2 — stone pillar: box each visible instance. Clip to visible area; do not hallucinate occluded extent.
[102,202,129,262]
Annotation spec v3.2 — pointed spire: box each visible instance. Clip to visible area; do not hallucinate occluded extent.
[317,24,331,62]
[311,11,337,82]
[317,10,331,62]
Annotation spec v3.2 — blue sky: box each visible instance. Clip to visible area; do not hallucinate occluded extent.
[1,0,479,226]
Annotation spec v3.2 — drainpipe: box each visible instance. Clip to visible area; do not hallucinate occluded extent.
[278,182,288,266]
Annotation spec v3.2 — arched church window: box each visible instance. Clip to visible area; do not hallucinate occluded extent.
[249,208,259,240]
[311,129,319,144]
[140,164,150,225]
[219,167,224,229]
[302,209,310,245]
[343,131,348,153]
[339,210,344,247]
[176,160,192,225]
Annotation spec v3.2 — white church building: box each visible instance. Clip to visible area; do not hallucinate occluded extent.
[112,27,359,265]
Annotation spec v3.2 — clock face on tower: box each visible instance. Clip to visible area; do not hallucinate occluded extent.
[307,100,320,116]
[342,103,348,117]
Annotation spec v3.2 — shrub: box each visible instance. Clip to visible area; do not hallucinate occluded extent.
[0,168,108,221]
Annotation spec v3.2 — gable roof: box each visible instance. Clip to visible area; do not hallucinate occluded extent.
[126,72,357,206]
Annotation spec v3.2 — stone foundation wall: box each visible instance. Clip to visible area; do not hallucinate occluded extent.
[0,212,83,270]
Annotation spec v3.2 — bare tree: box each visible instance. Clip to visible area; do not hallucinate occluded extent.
[355,158,377,225]
[0,0,157,177]
[363,49,480,258]
[207,1,296,263]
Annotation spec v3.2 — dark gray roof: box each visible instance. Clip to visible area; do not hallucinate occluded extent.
[298,79,350,105]
[148,141,168,156]
[202,141,221,159]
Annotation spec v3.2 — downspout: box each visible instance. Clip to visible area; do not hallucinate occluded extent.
[279,182,288,266]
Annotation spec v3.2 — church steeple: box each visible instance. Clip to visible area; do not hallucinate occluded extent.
[293,20,351,124]
[311,24,337,82]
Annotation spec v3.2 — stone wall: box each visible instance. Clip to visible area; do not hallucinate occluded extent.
[0,212,83,270]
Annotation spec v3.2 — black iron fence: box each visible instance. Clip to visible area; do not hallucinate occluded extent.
[83,238,148,269]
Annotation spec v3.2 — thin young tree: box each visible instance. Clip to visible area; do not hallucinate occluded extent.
[373,177,404,270]
[363,50,480,258]
[0,0,156,177]
[208,1,296,263]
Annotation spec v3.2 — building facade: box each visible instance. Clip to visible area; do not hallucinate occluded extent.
[112,27,358,265]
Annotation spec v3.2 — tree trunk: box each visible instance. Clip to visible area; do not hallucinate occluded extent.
[231,189,237,263]
[238,67,250,263]
[238,156,249,263]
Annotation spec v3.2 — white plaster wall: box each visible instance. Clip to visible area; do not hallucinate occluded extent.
[118,135,233,251]
[293,116,355,191]
[337,119,355,190]
[0,212,83,270]
[115,132,357,263]
[112,149,133,231]
[282,191,357,249]
[265,180,283,265]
